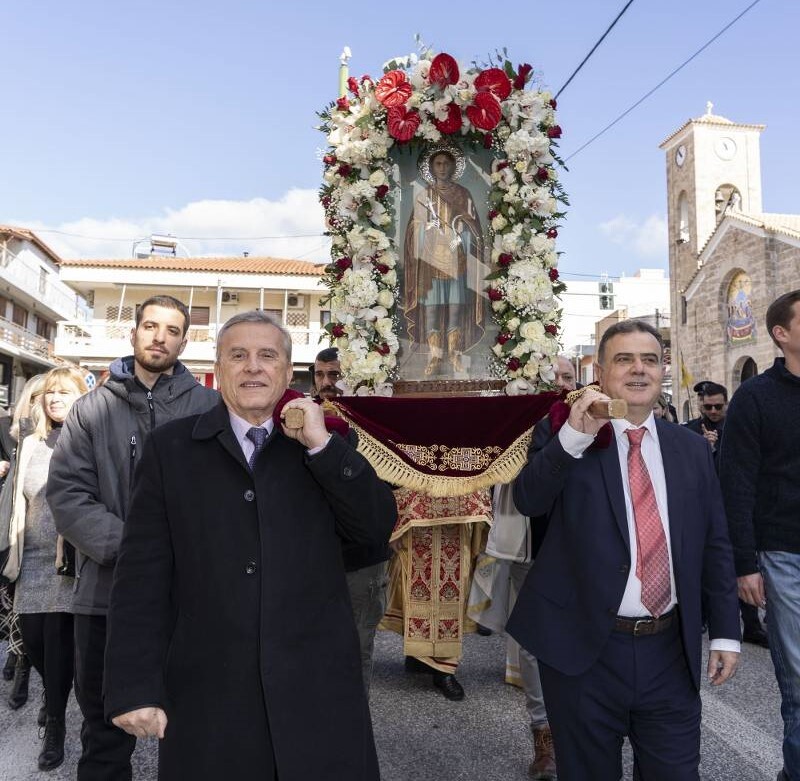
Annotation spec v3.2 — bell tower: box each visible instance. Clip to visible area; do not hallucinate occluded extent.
[660,103,764,294]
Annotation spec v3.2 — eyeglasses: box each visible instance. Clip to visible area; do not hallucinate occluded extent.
[702,403,725,411]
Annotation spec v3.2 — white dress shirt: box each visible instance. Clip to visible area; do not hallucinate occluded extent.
[558,414,739,652]
[228,410,331,460]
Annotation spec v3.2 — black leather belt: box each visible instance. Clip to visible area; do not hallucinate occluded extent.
[614,607,677,636]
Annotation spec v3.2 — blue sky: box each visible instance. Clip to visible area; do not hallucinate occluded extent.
[2,0,794,282]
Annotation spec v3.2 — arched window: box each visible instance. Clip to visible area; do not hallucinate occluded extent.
[740,357,757,383]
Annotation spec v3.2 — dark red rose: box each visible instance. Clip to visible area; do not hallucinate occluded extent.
[507,357,521,371]
[321,196,331,208]
[545,324,558,335]
[547,125,563,139]
[488,209,499,220]
[487,287,503,301]
[337,164,352,178]
[347,76,359,95]
[376,342,391,355]
[332,324,345,337]
[546,227,558,239]
[375,263,389,274]
[336,96,350,112]
[496,160,509,170]
[513,63,533,90]
[429,53,460,87]
[434,102,462,135]
[375,70,412,107]
[360,75,373,86]
[323,154,336,166]
[549,98,557,109]
[483,132,494,149]
[548,268,559,281]
[387,105,420,142]
[498,253,513,267]
[475,68,512,100]
[537,167,549,181]
[375,184,389,199]
[466,92,502,131]
[497,332,512,345]
[336,256,352,270]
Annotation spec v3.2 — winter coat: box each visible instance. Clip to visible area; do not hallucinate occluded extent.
[104,400,397,780]
[47,357,218,614]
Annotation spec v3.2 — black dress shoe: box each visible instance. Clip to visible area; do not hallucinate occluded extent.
[742,628,769,648]
[404,655,431,674]
[433,672,465,701]
[8,655,30,710]
[2,651,17,681]
[38,715,66,771]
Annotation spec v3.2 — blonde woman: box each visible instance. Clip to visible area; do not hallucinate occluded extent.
[1,374,45,712]
[3,367,88,771]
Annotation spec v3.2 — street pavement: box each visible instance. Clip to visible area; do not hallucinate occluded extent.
[0,630,784,780]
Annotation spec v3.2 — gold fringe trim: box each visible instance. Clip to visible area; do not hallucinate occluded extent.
[337,410,533,496]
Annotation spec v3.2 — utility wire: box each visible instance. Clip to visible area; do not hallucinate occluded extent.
[564,0,764,162]
[34,227,326,242]
[555,0,636,99]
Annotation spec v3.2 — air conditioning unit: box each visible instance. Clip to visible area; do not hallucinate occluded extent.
[221,290,239,304]
[287,294,305,309]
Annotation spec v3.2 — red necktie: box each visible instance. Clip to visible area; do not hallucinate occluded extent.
[625,428,671,617]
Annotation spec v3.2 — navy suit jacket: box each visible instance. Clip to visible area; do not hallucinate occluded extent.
[507,416,739,690]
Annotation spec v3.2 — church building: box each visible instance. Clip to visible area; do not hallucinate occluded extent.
[660,104,800,421]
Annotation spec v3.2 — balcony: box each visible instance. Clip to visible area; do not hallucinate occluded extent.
[0,315,56,366]
[55,321,328,367]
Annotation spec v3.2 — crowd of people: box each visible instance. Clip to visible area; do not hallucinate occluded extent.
[0,289,797,781]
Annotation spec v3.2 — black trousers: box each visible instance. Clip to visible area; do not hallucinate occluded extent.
[74,614,136,781]
[539,620,701,781]
[19,612,74,718]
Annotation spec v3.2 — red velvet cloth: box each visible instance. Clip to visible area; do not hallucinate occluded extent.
[331,394,559,479]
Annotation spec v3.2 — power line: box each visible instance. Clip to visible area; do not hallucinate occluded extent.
[33,227,326,242]
[563,0,764,162]
[555,0,636,99]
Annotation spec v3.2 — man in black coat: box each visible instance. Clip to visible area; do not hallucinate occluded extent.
[104,311,397,780]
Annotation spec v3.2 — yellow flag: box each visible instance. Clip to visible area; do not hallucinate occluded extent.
[680,354,694,389]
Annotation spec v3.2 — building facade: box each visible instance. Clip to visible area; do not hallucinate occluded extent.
[54,254,330,391]
[660,105,800,420]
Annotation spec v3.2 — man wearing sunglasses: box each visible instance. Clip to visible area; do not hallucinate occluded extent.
[685,381,727,456]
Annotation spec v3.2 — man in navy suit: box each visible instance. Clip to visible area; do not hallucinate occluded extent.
[508,319,740,781]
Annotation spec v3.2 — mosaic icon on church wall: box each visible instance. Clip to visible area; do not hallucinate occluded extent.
[726,271,756,345]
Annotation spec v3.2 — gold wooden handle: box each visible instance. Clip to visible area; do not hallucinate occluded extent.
[282,408,305,429]
[587,399,628,419]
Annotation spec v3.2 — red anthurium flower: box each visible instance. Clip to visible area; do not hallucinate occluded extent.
[547,125,563,139]
[332,324,345,338]
[429,53,460,87]
[498,253,513,267]
[434,103,462,135]
[336,256,352,270]
[545,324,558,335]
[347,76,359,95]
[375,184,389,199]
[513,63,533,90]
[375,70,412,107]
[497,332,512,345]
[487,287,503,301]
[549,268,559,281]
[361,75,373,86]
[507,357,521,371]
[336,96,350,112]
[387,105,421,142]
[376,343,391,355]
[475,68,512,100]
[322,154,336,166]
[466,92,502,131]
[546,227,558,239]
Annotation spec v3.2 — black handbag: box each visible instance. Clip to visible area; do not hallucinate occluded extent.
[0,446,17,585]
[56,540,76,577]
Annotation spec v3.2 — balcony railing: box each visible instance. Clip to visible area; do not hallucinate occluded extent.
[0,315,53,360]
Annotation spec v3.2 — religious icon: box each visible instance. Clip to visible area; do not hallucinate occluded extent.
[725,271,755,345]
[398,143,491,380]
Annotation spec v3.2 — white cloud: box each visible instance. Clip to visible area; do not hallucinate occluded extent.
[17,189,331,263]
[598,213,667,260]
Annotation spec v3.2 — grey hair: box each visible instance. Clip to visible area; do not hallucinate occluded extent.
[215,310,293,361]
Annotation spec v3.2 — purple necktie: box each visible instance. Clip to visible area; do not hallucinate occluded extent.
[246,427,268,471]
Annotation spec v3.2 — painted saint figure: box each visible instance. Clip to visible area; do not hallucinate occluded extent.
[403,145,485,377]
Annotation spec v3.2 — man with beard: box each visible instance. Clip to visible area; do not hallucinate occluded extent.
[48,295,218,781]
[310,346,390,694]
[685,381,727,461]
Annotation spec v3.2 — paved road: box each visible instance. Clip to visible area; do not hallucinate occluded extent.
[0,632,783,780]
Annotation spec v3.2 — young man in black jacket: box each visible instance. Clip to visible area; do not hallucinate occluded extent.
[720,290,800,781]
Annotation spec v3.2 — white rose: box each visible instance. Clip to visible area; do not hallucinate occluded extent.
[506,317,521,332]
[377,289,395,308]
[368,169,387,187]
[492,215,508,231]
[382,269,397,286]
[375,317,394,338]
